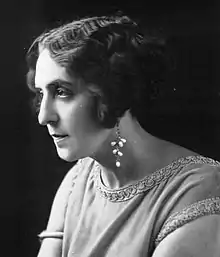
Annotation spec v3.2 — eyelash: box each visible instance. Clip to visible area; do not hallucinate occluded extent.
[34,85,74,110]
[37,86,73,99]
[54,87,73,98]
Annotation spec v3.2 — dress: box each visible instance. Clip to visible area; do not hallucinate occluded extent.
[39,155,220,257]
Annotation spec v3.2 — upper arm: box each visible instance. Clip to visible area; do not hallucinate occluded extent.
[152,214,220,257]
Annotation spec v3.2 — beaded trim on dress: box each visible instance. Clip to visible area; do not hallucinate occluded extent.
[94,156,220,203]
[155,197,220,245]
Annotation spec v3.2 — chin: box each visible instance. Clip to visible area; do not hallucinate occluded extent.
[56,149,80,163]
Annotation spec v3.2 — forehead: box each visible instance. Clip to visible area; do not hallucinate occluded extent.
[35,49,73,88]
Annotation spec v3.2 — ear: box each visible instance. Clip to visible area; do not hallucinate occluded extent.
[87,83,103,96]
[98,102,108,121]
[86,83,106,121]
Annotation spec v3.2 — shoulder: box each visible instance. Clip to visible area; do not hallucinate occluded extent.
[61,157,95,184]
[56,157,96,195]
[152,156,220,256]
[163,156,220,201]
[156,156,220,214]
[44,161,81,233]
[41,157,96,233]
[174,156,220,201]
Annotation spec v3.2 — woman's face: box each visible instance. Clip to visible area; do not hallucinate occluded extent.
[34,49,110,162]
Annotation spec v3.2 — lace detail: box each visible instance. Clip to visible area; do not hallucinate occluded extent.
[94,156,220,203]
[155,197,220,246]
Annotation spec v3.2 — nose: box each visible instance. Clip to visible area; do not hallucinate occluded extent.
[38,94,58,126]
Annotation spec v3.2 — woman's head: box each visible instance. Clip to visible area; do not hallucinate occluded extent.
[26,14,172,162]
[27,14,169,129]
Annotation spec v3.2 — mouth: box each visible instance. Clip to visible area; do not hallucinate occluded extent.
[51,134,69,142]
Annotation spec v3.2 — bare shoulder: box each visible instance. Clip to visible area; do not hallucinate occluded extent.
[152,214,220,257]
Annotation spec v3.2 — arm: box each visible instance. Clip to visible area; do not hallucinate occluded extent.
[152,214,220,257]
[37,239,62,257]
[36,161,81,257]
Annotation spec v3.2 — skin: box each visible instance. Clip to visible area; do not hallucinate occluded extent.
[35,48,111,163]
[35,48,196,189]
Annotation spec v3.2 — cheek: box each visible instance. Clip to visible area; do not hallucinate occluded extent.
[61,98,99,138]
[75,107,99,136]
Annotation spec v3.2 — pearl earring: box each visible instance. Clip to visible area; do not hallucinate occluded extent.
[110,121,126,167]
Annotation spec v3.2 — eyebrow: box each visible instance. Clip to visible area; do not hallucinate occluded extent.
[34,79,73,90]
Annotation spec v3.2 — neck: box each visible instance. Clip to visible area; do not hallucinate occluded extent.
[91,111,181,189]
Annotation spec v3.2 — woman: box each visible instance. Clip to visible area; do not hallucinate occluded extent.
[26,14,220,257]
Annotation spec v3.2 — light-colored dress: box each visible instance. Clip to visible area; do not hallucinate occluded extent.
[39,155,220,256]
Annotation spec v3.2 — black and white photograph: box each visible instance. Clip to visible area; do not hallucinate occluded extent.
[1,0,220,256]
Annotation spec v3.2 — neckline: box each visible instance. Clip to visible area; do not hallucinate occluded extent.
[93,155,220,202]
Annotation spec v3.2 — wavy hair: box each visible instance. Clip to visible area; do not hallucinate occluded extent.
[26,14,171,129]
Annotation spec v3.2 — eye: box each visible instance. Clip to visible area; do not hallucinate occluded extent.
[33,89,43,113]
[55,86,73,99]
[35,89,43,103]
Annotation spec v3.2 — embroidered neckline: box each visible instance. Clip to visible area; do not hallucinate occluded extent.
[94,155,220,202]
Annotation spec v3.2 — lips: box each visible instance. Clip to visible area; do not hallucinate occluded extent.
[51,134,68,141]
[52,134,68,138]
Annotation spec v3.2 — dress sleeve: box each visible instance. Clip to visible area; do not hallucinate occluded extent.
[155,163,220,246]
[155,197,220,245]
[38,159,82,242]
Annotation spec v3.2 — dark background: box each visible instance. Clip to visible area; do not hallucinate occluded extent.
[0,0,219,256]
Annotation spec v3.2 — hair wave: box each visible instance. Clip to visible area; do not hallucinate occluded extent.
[26,14,172,128]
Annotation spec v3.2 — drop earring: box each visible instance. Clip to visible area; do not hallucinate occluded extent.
[110,121,126,167]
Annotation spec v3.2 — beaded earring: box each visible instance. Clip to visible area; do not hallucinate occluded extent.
[110,121,126,167]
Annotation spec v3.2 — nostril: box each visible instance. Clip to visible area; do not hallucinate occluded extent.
[38,109,58,126]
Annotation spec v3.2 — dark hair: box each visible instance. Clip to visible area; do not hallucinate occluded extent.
[26,14,171,129]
